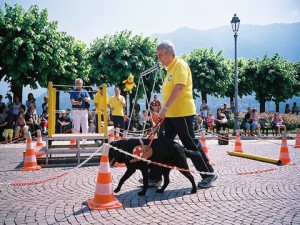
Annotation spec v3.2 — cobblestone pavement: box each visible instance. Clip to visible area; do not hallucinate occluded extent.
[0,137,299,225]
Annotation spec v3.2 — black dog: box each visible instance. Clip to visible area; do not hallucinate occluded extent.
[109,138,200,196]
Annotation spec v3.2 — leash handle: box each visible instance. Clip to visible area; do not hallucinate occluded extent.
[147,117,165,147]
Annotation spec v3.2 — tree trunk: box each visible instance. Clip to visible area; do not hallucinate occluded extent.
[259,99,266,113]
[275,103,280,113]
[11,84,23,103]
[201,90,207,104]
[230,95,234,103]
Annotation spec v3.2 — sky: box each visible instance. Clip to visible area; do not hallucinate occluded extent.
[2,0,300,44]
[1,0,300,104]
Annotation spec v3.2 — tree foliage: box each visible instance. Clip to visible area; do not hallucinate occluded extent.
[0,4,90,100]
[184,48,231,102]
[244,53,297,112]
[88,30,161,109]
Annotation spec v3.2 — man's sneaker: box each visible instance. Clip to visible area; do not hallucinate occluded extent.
[138,178,162,187]
[198,173,218,188]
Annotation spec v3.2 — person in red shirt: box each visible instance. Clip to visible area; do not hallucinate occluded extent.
[150,95,161,112]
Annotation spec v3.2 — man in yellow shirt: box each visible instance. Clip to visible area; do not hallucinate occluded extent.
[107,86,126,137]
[94,86,109,133]
[155,40,217,188]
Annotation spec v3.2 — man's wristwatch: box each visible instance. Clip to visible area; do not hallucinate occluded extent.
[163,105,168,110]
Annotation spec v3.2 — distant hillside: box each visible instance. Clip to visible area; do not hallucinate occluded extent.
[152,23,300,62]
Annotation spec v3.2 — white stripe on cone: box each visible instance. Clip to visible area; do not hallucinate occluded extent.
[98,162,110,173]
[95,183,114,195]
[24,155,37,163]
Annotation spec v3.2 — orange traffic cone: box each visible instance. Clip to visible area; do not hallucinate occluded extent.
[35,130,45,158]
[199,132,214,166]
[35,130,43,147]
[69,139,77,150]
[200,132,208,154]
[279,132,291,165]
[20,132,41,171]
[109,133,114,143]
[87,143,122,210]
[234,130,243,153]
[294,128,300,148]
[115,128,120,141]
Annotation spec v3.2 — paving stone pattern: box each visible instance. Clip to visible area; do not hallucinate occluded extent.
[0,138,299,225]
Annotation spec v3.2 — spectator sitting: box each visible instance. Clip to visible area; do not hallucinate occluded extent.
[272,113,286,136]
[215,108,229,133]
[250,108,261,136]
[199,99,207,112]
[12,96,22,119]
[56,110,71,133]
[0,110,15,142]
[291,102,299,115]
[244,107,253,136]
[140,110,152,131]
[195,114,203,131]
[206,112,215,132]
[25,106,41,135]
[42,96,48,114]
[88,120,96,133]
[14,105,29,139]
[26,93,36,110]
[40,107,49,134]
[222,103,230,120]
[0,105,8,141]
[201,105,209,122]
[284,104,291,114]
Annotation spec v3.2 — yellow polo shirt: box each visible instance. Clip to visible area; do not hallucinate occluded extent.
[108,95,126,116]
[162,56,196,117]
[94,92,109,114]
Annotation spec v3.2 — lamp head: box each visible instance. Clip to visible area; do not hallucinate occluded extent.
[231,14,240,34]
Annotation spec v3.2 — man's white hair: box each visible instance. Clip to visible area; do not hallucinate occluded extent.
[156,40,175,56]
[75,78,83,84]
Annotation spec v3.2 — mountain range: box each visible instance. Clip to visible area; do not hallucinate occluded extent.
[152,23,300,62]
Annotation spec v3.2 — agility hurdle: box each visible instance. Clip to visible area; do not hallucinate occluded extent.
[227,151,281,165]
[42,82,111,165]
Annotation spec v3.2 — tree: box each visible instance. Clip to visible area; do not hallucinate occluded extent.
[293,61,300,97]
[183,48,232,104]
[225,58,253,103]
[0,4,90,108]
[245,54,297,113]
[88,30,161,112]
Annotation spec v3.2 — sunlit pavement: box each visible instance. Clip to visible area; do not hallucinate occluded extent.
[0,137,299,225]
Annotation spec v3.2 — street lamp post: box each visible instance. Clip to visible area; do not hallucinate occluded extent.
[231,14,240,132]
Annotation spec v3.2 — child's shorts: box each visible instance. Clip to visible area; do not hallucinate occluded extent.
[4,129,13,138]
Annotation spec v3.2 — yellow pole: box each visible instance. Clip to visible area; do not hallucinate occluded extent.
[103,84,108,137]
[52,87,56,135]
[48,82,53,137]
[227,151,281,165]
[96,89,102,134]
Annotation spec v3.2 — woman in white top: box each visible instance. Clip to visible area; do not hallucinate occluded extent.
[26,93,36,109]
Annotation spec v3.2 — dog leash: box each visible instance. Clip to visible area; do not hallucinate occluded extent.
[144,117,165,148]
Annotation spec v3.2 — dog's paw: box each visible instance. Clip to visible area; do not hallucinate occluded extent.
[138,191,146,196]
[156,189,164,193]
[114,188,120,193]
